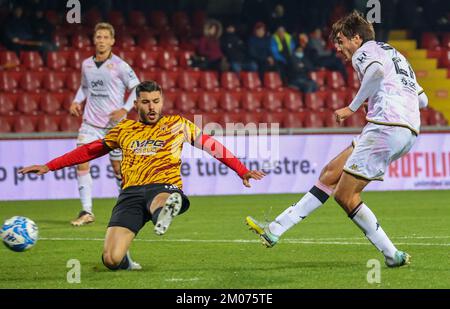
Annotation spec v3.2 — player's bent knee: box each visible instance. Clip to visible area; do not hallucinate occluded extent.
[101,251,122,270]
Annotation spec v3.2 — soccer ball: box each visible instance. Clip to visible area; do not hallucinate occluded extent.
[1,216,38,252]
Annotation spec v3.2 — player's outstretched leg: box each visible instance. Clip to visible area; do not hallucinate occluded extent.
[102,226,141,270]
[334,172,410,268]
[72,163,95,226]
[246,146,353,247]
[150,192,183,236]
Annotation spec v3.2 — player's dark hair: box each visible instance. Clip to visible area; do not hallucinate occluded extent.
[135,80,162,97]
[330,10,375,43]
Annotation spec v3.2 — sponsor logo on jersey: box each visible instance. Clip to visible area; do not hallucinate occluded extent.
[130,139,165,155]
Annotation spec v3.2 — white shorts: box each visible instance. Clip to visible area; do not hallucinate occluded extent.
[344,123,416,181]
[77,122,122,161]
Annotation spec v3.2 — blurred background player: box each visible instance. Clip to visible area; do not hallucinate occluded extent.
[246,11,429,268]
[69,22,140,226]
[19,80,265,271]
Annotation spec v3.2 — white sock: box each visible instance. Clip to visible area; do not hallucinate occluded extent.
[77,170,93,214]
[350,203,397,261]
[269,182,332,237]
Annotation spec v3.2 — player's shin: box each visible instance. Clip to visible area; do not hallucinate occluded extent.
[349,203,397,262]
[77,169,93,214]
[268,182,332,237]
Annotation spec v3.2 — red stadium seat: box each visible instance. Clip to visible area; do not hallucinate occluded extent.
[158,51,178,70]
[71,34,91,49]
[264,72,283,90]
[156,71,178,90]
[47,51,70,71]
[0,71,21,92]
[326,90,347,110]
[138,71,157,83]
[20,72,43,92]
[37,115,60,132]
[129,11,147,28]
[0,116,12,132]
[222,113,243,125]
[241,113,263,125]
[177,70,200,90]
[43,72,66,92]
[283,112,305,128]
[135,50,159,70]
[321,110,341,128]
[221,72,240,90]
[137,34,158,49]
[20,51,44,70]
[326,71,346,89]
[241,91,263,112]
[40,93,64,114]
[304,111,325,128]
[53,33,69,49]
[0,51,20,69]
[0,93,17,116]
[178,50,195,68]
[199,71,219,91]
[201,113,222,129]
[162,90,177,113]
[421,32,440,49]
[420,108,430,126]
[347,70,360,90]
[429,110,448,126]
[175,92,198,113]
[62,93,75,110]
[439,49,450,68]
[197,92,220,112]
[262,91,283,112]
[16,93,40,115]
[108,11,125,27]
[69,51,90,70]
[241,72,262,90]
[117,50,136,66]
[60,116,82,132]
[309,70,327,89]
[442,33,450,49]
[13,116,37,133]
[149,11,169,30]
[219,91,241,112]
[261,112,284,126]
[283,90,303,111]
[304,90,327,111]
[116,35,136,50]
[66,71,81,92]
[84,9,102,27]
[159,32,180,48]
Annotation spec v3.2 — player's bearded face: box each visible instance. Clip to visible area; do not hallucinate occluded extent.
[135,91,163,125]
[334,32,361,61]
[94,29,114,54]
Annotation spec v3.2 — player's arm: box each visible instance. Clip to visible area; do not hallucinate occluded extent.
[70,67,88,117]
[335,61,383,123]
[418,87,428,109]
[110,63,140,121]
[194,134,265,187]
[18,140,112,175]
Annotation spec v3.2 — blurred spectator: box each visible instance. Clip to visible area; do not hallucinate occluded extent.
[248,22,276,79]
[271,25,295,83]
[193,19,228,71]
[31,8,55,42]
[221,22,257,73]
[308,28,347,81]
[269,3,289,31]
[3,5,56,56]
[287,44,317,93]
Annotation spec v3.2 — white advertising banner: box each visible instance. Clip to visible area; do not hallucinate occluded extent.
[0,133,449,201]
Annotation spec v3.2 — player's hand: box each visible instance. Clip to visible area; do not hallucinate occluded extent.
[69,102,82,117]
[334,107,354,124]
[109,108,127,122]
[242,170,266,188]
[18,165,49,175]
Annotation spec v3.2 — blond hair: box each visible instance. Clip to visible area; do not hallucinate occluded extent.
[94,22,115,38]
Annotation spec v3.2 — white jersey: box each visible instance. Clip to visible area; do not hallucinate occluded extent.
[352,41,421,134]
[75,54,140,128]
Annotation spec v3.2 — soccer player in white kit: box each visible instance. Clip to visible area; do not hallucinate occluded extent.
[69,23,140,226]
[246,11,429,267]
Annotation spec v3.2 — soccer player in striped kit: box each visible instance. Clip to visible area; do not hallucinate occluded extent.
[69,23,140,226]
[246,11,429,267]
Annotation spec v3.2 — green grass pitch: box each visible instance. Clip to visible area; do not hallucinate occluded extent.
[0,191,449,289]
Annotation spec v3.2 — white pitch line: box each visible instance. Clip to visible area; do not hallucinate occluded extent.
[165,278,200,282]
[38,237,450,247]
